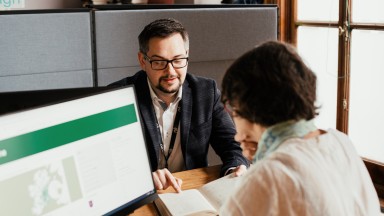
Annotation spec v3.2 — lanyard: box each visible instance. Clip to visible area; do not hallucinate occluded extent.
[156,101,182,169]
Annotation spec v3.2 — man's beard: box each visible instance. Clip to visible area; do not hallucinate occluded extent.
[156,77,181,94]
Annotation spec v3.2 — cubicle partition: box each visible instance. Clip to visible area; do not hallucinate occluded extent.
[0,10,94,92]
[94,6,278,87]
[0,5,277,93]
[0,5,278,166]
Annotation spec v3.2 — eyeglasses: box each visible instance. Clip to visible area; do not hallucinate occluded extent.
[223,100,238,117]
[143,54,189,70]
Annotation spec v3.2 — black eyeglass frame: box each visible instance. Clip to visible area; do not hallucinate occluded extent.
[223,99,240,117]
[143,54,189,70]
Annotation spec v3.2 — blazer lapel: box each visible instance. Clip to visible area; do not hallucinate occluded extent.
[181,80,192,157]
[135,75,161,162]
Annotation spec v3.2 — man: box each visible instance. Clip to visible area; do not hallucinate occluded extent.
[109,18,249,192]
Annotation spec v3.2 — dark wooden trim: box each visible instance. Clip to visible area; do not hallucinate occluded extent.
[295,21,339,28]
[363,159,384,211]
[290,0,297,45]
[276,0,292,42]
[363,159,384,198]
[335,0,350,133]
[349,23,384,30]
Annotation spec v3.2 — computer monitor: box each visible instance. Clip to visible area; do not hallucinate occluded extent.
[0,86,158,216]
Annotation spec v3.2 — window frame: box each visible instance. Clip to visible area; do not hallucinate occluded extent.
[274,0,384,208]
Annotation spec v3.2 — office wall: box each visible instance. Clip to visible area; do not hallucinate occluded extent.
[0,11,93,92]
[94,7,278,88]
[0,6,277,94]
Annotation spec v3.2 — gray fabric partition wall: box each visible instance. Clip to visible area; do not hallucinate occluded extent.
[94,7,278,87]
[0,11,93,92]
[0,7,277,93]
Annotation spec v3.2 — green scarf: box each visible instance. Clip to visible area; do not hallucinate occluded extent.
[253,119,317,163]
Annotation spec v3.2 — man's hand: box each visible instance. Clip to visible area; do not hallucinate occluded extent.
[231,164,247,177]
[152,168,183,193]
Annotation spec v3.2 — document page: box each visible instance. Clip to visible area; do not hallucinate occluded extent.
[156,189,217,216]
[198,174,242,211]
[155,174,243,215]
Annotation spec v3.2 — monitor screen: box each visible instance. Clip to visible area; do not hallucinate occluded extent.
[0,86,157,216]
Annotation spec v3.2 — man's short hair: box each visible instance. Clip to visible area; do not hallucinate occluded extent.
[138,18,189,54]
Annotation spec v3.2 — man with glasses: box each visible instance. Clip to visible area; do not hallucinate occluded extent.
[109,18,249,192]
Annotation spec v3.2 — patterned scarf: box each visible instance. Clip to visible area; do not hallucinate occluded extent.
[253,119,317,163]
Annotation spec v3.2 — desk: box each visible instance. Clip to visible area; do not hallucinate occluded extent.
[131,165,221,216]
[130,165,384,216]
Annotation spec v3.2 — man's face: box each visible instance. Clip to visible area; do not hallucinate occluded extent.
[138,33,188,96]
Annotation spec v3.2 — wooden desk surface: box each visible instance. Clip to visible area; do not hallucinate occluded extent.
[129,165,384,215]
[130,165,221,216]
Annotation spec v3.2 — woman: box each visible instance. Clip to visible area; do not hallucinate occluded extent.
[220,41,380,215]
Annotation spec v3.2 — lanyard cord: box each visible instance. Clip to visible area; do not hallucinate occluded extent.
[156,101,182,169]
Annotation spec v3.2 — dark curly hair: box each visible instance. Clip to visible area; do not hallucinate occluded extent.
[221,41,319,127]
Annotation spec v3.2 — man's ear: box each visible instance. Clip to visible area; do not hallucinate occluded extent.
[138,52,146,71]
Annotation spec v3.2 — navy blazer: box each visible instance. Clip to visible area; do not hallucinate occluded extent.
[109,71,249,176]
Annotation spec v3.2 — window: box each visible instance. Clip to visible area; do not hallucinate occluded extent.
[275,0,384,205]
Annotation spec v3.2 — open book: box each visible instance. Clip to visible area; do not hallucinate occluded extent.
[154,174,242,216]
